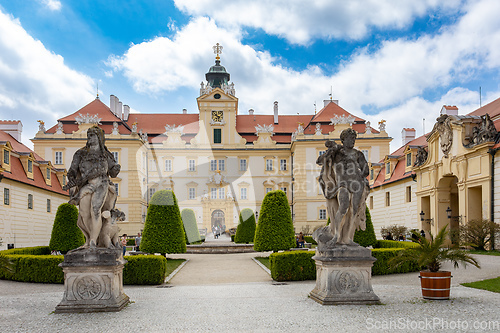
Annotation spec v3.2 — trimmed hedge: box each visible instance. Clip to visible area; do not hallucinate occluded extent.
[304,236,317,245]
[234,208,256,244]
[269,248,421,281]
[0,246,168,285]
[141,190,186,254]
[254,190,295,252]
[353,207,377,247]
[49,203,85,253]
[181,209,202,244]
[376,240,418,249]
[123,255,167,285]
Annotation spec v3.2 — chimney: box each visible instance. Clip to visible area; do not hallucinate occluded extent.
[440,105,458,116]
[249,109,254,115]
[183,108,187,114]
[324,99,339,107]
[123,105,130,121]
[110,95,116,114]
[274,101,278,124]
[118,101,123,119]
[114,96,119,116]
[0,120,22,142]
[402,128,416,145]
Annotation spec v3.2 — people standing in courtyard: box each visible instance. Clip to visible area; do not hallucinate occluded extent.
[135,232,141,251]
[386,232,393,241]
[298,232,305,248]
[121,234,127,256]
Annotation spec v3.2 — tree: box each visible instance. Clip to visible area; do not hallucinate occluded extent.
[49,203,85,253]
[254,190,295,252]
[353,207,377,247]
[460,219,500,251]
[140,190,186,255]
[181,209,201,244]
[381,225,408,240]
[234,208,256,244]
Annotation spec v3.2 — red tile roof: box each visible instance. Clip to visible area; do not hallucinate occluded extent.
[0,120,21,124]
[312,101,364,123]
[236,115,313,134]
[59,98,123,123]
[467,96,500,119]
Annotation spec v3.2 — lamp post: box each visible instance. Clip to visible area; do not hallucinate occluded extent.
[446,207,452,219]
[420,210,425,223]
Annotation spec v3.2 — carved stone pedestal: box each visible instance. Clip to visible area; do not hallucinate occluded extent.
[309,245,381,305]
[55,248,129,313]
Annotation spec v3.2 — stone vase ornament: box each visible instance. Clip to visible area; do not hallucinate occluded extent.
[310,129,380,305]
[55,126,129,313]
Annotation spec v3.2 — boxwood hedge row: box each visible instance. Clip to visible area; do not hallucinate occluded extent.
[269,248,421,282]
[0,246,167,285]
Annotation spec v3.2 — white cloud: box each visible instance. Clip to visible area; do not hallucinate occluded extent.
[38,0,62,11]
[0,10,94,147]
[174,0,461,44]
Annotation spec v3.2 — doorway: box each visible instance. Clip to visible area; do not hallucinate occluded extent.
[211,209,225,230]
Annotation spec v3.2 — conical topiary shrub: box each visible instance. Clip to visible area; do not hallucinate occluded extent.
[140,190,186,255]
[254,190,295,252]
[181,208,201,244]
[353,207,377,247]
[49,203,85,253]
[234,208,256,244]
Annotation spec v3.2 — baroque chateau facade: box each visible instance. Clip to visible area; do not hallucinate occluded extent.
[31,53,391,235]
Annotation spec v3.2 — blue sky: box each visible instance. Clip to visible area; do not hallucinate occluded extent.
[0,0,499,151]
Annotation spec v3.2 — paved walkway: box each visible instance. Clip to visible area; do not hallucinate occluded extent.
[1,253,499,332]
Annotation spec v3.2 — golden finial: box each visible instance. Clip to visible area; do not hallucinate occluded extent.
[378,119,386,125]
[37,120,45,126]
[213,43,223,61]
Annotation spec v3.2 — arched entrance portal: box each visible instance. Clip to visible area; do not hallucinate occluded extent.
[437,176,459,243]
[211,210,225,230]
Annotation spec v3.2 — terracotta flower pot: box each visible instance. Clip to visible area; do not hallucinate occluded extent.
[419,271,452,300]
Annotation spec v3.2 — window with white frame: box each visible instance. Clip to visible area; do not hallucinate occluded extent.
[4,188,9,205]
[240,159,247,171]
[149,188,156,199]
[266,187,272,194]
[189,188,196,200]
[28,160,33,173]
[112,152,119,163]
[370,168,374,180]
[210,160,217,171]
[4,149,9,164]
[165,159,172,172]
[319,209,327,220]
[47,199,51,212]
[46,168,51,180]
[55,151,63,165]
[280,159,287,171]
[406,153,412,167]
[165,187,172,191]
[240,187,247,200]
[386,162,390,175]
[266,159,273,171]
[188,159,196,171]
[28,194,33,209]
[319,150,326,156]
[406,186,412,203]
[218,159,225,171]
[281,186,287,195]
[219,187,225,199]
[211,188,217,199]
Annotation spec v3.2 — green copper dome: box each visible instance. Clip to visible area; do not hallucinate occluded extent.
[206,59,230,88]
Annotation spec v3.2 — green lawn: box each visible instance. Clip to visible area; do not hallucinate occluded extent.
[461,277,500,293]
[467,249,500,256]
[255,256,270,269]
[166,258,185,276]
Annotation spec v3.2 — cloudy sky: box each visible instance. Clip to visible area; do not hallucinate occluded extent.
[0,0,499,151]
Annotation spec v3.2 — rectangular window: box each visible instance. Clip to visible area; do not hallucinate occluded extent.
[213,128,222,144]
[55,151,63,165]
[165,159,172,172]
[385,192,390,207]
[210,160,217,171]
[266,159,273,171]
[218,159,225,171]
[319,151,325,156]
[47,199,51,212]
[219,187,225,199]
[3,150,9,164]
[189,188,196,200]
[240,188,247,200]
[165,187,172,192]
[149,160,156,172]
[4,188,10,205]
[28,160,33,173]
[281,187,287,195]
[385,162,390,175]
[369,196,373,209]
[266,187,272,194]
[149,188,156,199]
[188,159,196,172]
[406,153,412,167]
[28,194,33,209]
[280,159,287,171]
[211,188,217,200]
[112,152,119,163]
[240,159,247,171]
[370,168,374,180]
[319,209,327,220]
[46,168,51,180]
[114,183,119,196]
[406,186,412,203]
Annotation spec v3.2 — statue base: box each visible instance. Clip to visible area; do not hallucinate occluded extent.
[309,245,381,305]
[55,247,129,313]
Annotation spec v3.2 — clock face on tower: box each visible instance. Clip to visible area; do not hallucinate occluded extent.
[212,110,223,122]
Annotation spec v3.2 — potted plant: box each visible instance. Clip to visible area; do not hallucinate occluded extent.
[390,225,480,300]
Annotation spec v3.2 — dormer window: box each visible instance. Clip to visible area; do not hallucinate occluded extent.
[46,168,51,180]
[370,168,374,180]
[406,153,412,167]
[28,160,33,173]
[3,150,9,164]
[385,162,390,175]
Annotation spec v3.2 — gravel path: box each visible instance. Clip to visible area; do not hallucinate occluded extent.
[0,253,499,332]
